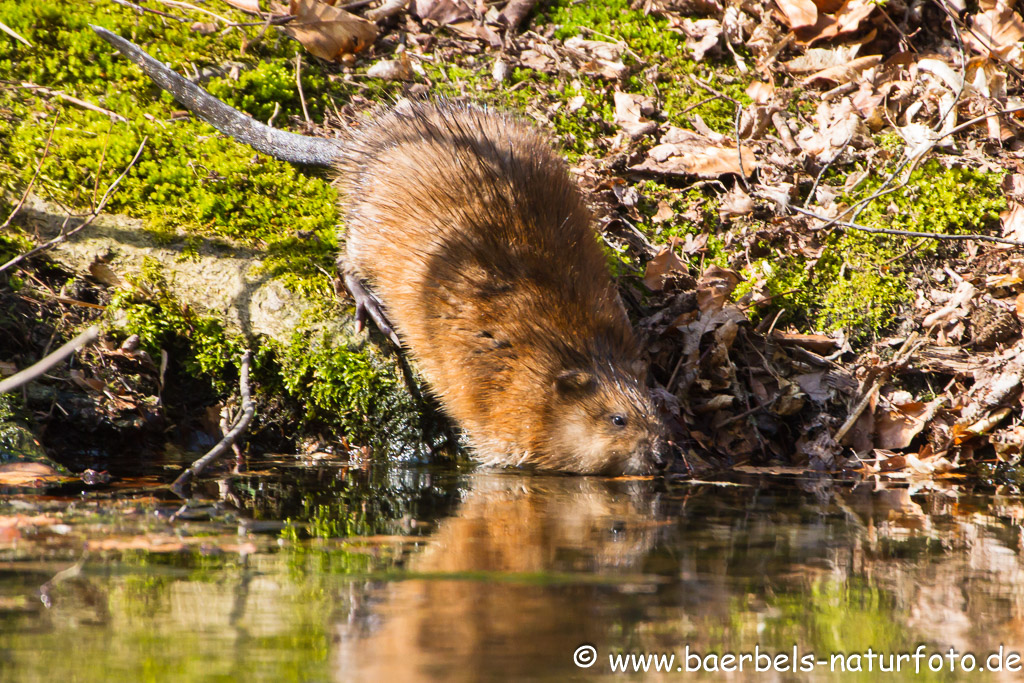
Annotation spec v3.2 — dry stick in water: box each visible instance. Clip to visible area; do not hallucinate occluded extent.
[0,326,101,394]
[0,136,148,275]
[832,332,921,445]
[171,350,255,496]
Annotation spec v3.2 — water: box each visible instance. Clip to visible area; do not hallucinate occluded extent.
[1,455,1023,681]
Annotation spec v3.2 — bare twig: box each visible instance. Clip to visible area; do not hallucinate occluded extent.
[0,19,32,46]
[109,0,189,22]
[0,137,148,275]
[789,205,1024,247]
[804,134,853,209]
[171,350,255,496]
[733,103,750,191]
[688,74,740,105]
[794,106,1024,238]
[0,326,101,394]
[18,83,127,122]
[295,54,311,125]
[149,0,234,25]
[833,333,920,444]
[0,114,58,233]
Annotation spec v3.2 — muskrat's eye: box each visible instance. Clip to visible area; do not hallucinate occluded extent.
[610,414,627,428]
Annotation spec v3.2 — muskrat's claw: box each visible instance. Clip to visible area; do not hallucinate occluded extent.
[344,273,401,346]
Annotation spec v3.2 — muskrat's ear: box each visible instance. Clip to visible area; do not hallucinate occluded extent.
[630,359,647,379]
[554,370,596,395]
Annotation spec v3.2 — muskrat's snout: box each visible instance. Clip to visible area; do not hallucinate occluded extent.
[648,436,672,471]
[622,421,672,475]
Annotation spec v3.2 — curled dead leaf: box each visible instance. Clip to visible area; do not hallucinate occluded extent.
[366,54,415,81]
[613,92,658,138]
[285,0,377,62]
[696,265,742,312]
[775,0,818,29]
[643,245,689,291]
[632,127,757,178]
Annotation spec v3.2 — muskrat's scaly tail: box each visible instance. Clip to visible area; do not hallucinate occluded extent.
[91,25,341,167]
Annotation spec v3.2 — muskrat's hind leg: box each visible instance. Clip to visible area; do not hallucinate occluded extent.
[344,273,401,346]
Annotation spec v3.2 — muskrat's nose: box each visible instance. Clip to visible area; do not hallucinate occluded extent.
[651,439,672,471]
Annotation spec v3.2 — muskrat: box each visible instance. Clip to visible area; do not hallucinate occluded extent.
[93,27,668,475]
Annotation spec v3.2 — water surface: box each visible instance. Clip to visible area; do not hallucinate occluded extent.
[1,456,1023,681]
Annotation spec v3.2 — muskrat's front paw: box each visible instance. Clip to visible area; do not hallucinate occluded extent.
[344,273,400,346]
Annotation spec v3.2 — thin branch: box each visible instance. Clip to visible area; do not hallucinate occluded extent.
[171,350,255,496]
[18,83,127,122]
[0,326,101,394]
[803,106,1024,235]
[0,114,58,232]
[0,137,148,275]
[295,54,311,125]
[0,19,32,46]
[109,0,190,22]
[149,0,234,25]
[789,205,1024,246]
[833,333,921,444]
[804,133,852,209]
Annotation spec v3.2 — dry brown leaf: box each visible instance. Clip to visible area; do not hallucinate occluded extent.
[775,0,818,29]
[632,127,757,178]
[718,185,754,219]
[652,201,674,223]
[563,36,625,62]
[613,92,658,138]
[679,18,723,61]
[834,0,877,33]
[1001,201,1024,241]
[366,54,416,81]
[795,99,866,158]
[696,265,742,312]
[967,0,1024,65]
[414,0,472,23]
[519,49,554,72]
[643,245,689,291]
[745,80,776,104]
[783,46,861,73]
[284,0,377,62]
[88,261,124,288]
[793,371,831,403]
[803,54,881,85]
[447,21,501,46]
[0,463,62,487]
[875,398,943,449]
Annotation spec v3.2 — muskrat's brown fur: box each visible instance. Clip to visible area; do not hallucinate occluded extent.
[93,28,668,474]
[338,102,665,473]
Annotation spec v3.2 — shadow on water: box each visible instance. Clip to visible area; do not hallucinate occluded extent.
[1,456,1024,681]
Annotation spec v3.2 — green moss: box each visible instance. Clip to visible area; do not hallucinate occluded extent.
[540,0,750,133]
[277,325,435,455]
[207,60,328,123]
[739,161,1006,337]
[0,231,32,265]
[408,0,750,162]
[109,258,243,386]
[0,0,338,256]
[852,161,1005,239]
